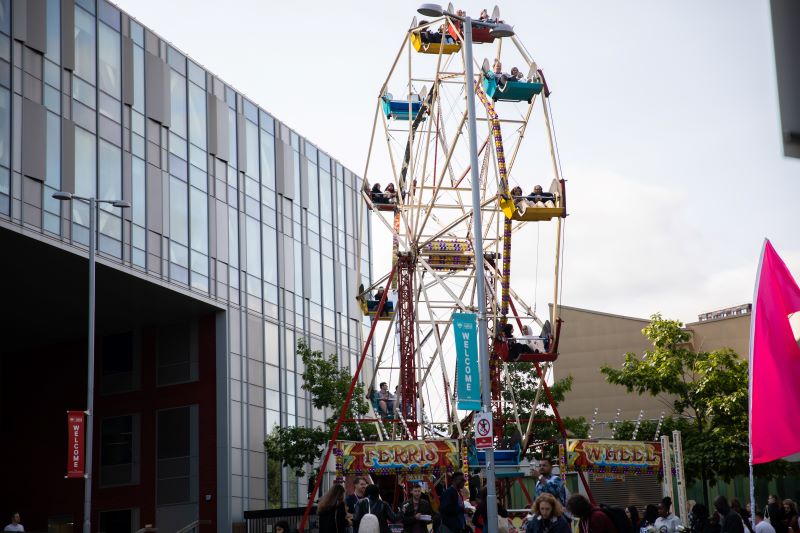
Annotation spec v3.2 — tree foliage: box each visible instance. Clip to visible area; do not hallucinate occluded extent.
[601,314,799,486]
[264,340,377,477]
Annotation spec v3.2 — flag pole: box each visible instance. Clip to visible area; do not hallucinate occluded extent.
[749,238,768,516]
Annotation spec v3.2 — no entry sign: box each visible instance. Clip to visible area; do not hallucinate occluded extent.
[474,411,494,449]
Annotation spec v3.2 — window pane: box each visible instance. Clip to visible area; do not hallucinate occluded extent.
[98,140,121,208]
[260,131,275,190]
[246,121,258,177]
[132,157,145,225]
[263,225,276,285]
[45,0,60,63]
[246,216,260,276]
[188,83,206,149]
[98,23,120,98]
[306,159,318,215]
[74,6,96,84]
[132,45,144,113]
[0,87,10,167]
[189,186,207,253]
[170,71,187,138]
[75,128,96,198]
[170,177,188,245]
[45,112,60,189]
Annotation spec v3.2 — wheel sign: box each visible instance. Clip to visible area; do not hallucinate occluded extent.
[475,411,493,449]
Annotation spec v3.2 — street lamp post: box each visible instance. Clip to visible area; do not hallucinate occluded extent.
[416,6,514,533]
[53,191,130,533]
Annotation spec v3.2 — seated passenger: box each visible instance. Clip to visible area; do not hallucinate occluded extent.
[490,59,513,88]
[502,323,526,362]
[526,184,555,208]
[369,286,393,316]
[438,23,455,43]
[509,67,524,82]
[384,183,398,204]
[371,183,388,204]
[374,381,395,418]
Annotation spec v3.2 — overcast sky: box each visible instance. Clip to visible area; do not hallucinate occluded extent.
[114,0,800,324]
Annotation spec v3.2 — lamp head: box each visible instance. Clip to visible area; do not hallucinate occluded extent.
[52,191,73,201]
[490,23,515,38]
[417,3,444,17]
[112,200,131,208]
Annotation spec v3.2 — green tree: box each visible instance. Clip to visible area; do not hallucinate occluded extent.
[264,340,377,478]
[601,314,799,498]
[502,362,589,459]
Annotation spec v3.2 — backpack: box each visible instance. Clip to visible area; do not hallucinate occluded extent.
[360,499,381,533]
[600,506,631,533]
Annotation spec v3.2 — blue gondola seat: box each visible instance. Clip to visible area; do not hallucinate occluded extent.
[482,70,544,103]
[382,92,425,121]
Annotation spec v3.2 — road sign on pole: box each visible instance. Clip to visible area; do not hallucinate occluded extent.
[475,411,494,449]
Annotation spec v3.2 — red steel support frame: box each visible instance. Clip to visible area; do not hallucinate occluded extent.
[397,254,417,436]
[507,299,596,504]
[298,266,397,533]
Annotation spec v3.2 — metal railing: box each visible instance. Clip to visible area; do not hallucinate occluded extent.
[244,507,319,533]
[175,520,212,533]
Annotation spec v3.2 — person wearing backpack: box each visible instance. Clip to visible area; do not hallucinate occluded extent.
[354,484,399,533]
[566,494,616,533]
[655,498,682,533]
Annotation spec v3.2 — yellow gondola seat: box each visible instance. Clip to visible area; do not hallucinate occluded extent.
[366,299,395,321]
[419,239,473,271]
[511,179,567,222]
[410,31,462,55]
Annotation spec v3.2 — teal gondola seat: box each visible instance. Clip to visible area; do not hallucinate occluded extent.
[468,442,523,478]
[482,71,544,103]
[382,93,425,121]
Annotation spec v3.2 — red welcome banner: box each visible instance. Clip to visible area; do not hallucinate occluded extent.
[333,440,459,476]
[66,411,85,478]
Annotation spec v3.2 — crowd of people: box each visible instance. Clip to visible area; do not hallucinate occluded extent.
[310,467,800,533]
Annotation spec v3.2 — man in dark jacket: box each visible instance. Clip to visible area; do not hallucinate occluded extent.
[354,484,398,533]
[439,472,467,533]
[402,483,434,533]
[715,496,745,533]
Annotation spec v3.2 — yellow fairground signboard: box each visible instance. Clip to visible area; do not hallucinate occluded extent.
[565,439,663,475]
[332,440,460,477]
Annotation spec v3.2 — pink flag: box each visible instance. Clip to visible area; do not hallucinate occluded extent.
[750,240,800,464]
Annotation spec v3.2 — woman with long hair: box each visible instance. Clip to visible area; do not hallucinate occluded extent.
[318,484,350,533]
[782,500,799,533]
[526,493,570,533]
[626,506,641,532]
[472,487,509,533]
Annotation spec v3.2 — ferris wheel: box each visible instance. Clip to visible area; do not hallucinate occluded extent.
[354,3,569,446]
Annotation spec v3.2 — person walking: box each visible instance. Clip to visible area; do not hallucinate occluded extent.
[439,472,468,533]
[402,483,434,533]
[319,484,351,533]
[566,494,616,533]
[526,493,570,533]
[715,496,744,533]
[626,506,641,532]
[472,487,509,533]
[3,513,23,532]
[353,484,398,533]
[767,496,786,533]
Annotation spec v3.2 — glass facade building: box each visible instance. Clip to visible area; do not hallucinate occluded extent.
[0,0,371,528]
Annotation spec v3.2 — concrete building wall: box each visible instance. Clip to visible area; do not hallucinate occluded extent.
[555,305,751,438]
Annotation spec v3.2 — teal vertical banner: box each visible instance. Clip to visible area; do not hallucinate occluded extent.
[453,312,481,411]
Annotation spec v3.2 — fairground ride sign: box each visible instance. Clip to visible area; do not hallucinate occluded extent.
[332,440,460,476]
[565,439,663,475]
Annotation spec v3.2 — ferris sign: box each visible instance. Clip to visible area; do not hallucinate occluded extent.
[66,411,85,478]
